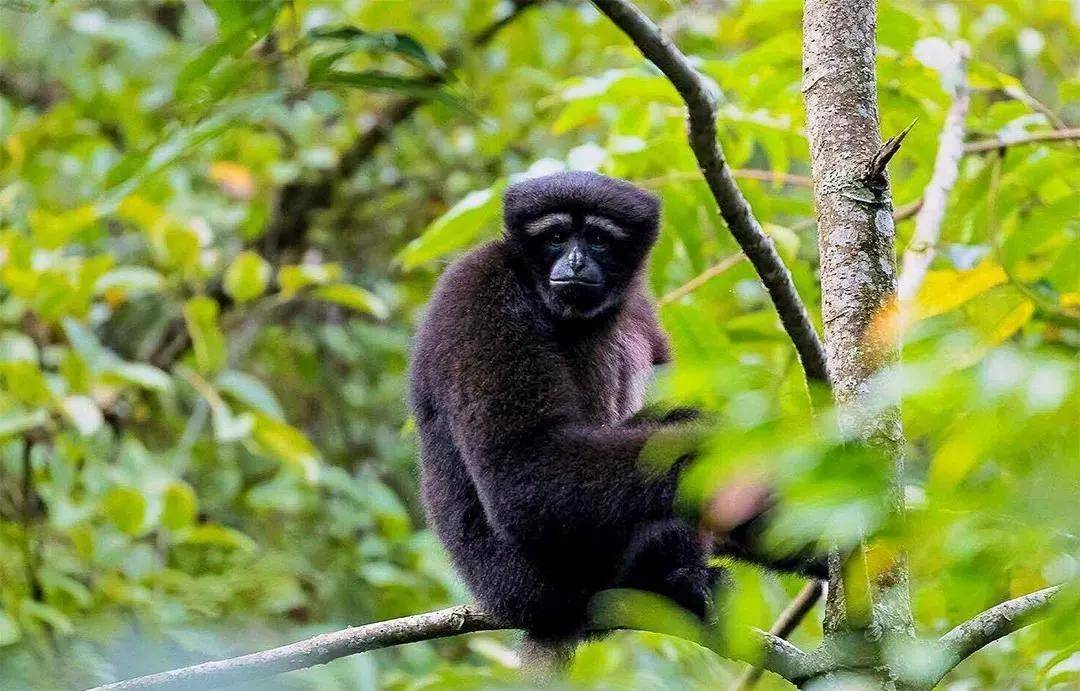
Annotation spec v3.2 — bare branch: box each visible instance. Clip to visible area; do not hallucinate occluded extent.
[963,127,1080,154]
[88,605,817,690]
[590,0,830,385]
[88,606,507,691]
[930,585,1062,686]
[898,43,970,300]
[732,580,823,690]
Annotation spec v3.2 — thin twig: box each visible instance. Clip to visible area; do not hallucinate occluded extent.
[963,127,1080,154]
[658,252,745,306]
[731,580,823,690]
[641,169,813,188]
[591,0,830,385]
[898,43,969,300]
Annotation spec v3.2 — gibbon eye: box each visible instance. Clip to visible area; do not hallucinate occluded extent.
[584,229,607,248]
[548,230,568,244]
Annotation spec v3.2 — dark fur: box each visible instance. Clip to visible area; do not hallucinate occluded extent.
[410,172,714,639]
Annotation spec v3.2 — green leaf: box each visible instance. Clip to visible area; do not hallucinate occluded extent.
[310,70,464,112]
[176,524,255,551]
[217,370,284,419]
[61,318,109,370]
[223,250,271,303]
[0,610,20,647]
[102,487,147,536]
[397,181,506,269]
[306,25,444,74]
[0,331,38,363]
[94,267,165,297]
[60,396,103,436]
[105,361,172,392]
[210,399,254,442]
[177,1,281,103]
[312,284,389,319]
[161,482,197,530]
[0,410,47,438]
[278,263,341,296]
[250,415,321,483]
[19,600,73,635]
[183,296,227,375]
[100,93,281,212]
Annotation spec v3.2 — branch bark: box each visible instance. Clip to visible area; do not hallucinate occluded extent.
[897,43,969,300]
[929,585,1062,687]
[87,605,815,690]
[258,0,545,260]
[802,0,912,637]
[88,606,506,691]
[590,0,830,385]
[732,580,824,690]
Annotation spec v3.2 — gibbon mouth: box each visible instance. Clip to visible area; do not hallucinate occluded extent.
[550,278,602,287]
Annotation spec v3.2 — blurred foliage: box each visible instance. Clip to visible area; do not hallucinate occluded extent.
[0,0,1077,689]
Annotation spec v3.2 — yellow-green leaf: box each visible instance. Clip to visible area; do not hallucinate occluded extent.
[278,263,342,297]
[102,487,147,536]
[313,284,388,319]
[162,482,197,530]
[250,415,321,483]
[183,297,227,374]
[396,181,506,269]
[911,263,1008,321]
[223,251,271,303]
[176,524,255,551]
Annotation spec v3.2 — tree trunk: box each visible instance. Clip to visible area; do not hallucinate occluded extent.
[802,0,913,640]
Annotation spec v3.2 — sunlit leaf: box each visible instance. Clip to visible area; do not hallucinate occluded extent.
[60,396,103,436]
[217,370,284,419]
[397,182,507,269]
[161,482,197,530]
[175,524,256,551]
[0,410,47,438]
[312,284,388,319]
[278,263,342,296]
[223,251,271,303]
[102,487,147,536]
[183,296,227,375]
[250,415,321,483]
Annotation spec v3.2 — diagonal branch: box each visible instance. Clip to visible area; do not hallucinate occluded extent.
[929,585,1062,686]
[89,606,505,691]
[590,0,830,385]
[258,0,546,260]
[87,605,815,691]
[897,43,970,300]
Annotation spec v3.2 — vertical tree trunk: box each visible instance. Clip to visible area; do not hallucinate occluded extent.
[802,0,913,639]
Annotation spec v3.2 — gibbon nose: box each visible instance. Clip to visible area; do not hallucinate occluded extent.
[567,244,586,273]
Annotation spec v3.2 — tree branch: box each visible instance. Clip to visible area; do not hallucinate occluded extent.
[732,580,824,690]
[88,606,506,691]
[929,585,1062,686]
[963,127,1080,154]
[88,605,816,690]
[590,0,830,385]
[258,0,545,260]
[897,43,969,300]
